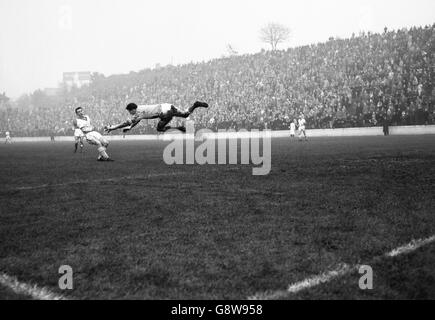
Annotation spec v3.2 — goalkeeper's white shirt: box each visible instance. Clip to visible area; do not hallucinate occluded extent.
[133,103,172,120]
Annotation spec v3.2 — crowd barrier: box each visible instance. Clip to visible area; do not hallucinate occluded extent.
[6,125,435,142]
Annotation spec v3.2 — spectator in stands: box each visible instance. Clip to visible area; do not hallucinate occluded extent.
[1,24,434,135]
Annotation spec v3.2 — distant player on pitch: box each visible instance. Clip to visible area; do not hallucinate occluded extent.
[104,101,208,134]
[73,107,113,161]
[289,119,296,138]
[5,131,11,144]
[298,115,307,141]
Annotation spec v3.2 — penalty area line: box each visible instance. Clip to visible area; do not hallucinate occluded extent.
[248,234,435,300]
[0,273,68,300]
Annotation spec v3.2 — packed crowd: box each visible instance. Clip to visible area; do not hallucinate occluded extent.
[1,24,434,136]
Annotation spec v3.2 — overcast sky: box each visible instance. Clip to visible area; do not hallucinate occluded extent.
[0,0,434,98]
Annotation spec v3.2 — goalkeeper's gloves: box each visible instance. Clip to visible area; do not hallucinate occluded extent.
[104,125,115,133]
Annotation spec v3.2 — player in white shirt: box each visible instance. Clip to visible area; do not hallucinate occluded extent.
[298,115,307,141]
[289,120,296,138]
[72,122,85,153]
[104,101,208,134]
[5,131,11,144]
[73,107,113,161]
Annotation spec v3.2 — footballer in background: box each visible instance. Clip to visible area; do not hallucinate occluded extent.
[73,107,113,161]
[5,131,12,144]
[298,114,308,141]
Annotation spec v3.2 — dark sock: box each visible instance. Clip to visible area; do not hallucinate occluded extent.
[158,125,186,133]
[188,101,208,113]
[158,126,172,133]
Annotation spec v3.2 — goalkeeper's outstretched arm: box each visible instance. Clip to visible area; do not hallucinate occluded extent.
[105,119,140,133]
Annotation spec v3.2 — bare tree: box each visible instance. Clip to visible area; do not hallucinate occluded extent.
[259,22,291,51]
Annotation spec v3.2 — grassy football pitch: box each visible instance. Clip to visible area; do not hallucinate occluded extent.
[1,135,435,299]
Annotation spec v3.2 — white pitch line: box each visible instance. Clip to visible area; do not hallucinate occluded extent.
[386,235,435,257]
[249,264,354,300]
[248,235,435,300]
[0,273,68,300]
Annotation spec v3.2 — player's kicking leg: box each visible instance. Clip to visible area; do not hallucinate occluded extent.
[74,136,84,153]
[86,131,114,161]
[96,135,113,161]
